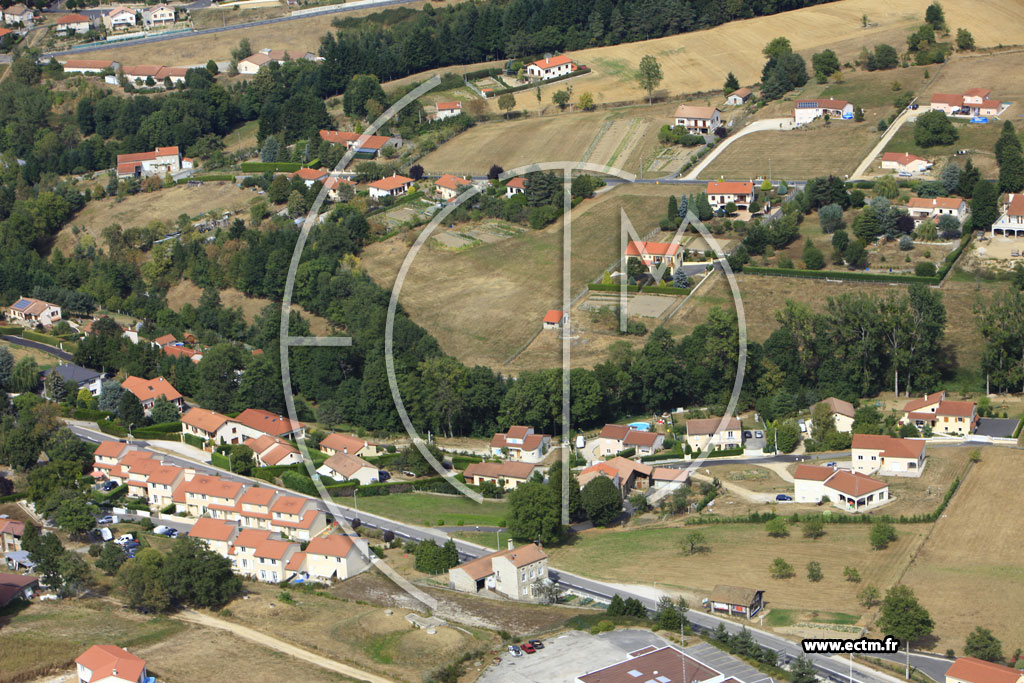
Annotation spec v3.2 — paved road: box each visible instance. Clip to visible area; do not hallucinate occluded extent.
[1,334,73,361]
[683,118,799,180]
[850,108,916,180]
[69,425,948,683]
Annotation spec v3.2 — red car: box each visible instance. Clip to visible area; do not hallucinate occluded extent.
[520,642,536,654]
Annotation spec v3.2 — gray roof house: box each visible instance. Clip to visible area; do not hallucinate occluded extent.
[44,363,103,396]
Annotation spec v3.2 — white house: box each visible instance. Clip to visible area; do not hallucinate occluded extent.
[812,396,856,433]
[2,4,33,25]
[45,363,103,397]
[237,48,319,74]
[301,533,371,582]
[116,146,192,179]
[706,180,754,211]
[880,152,932,175]
[75,645,148,683]
[434,173,472,202]
[851,434,926,477]
[120,375,183,415]
[7,296,62,326]
[463,461,535,490]
[434,101,462,120]
[624,240,682,273]
[793,464,890,512]
[243,435,304,467]
[685,417,742,452]
[319,433,377,459]
[793,98,853,124]
[62,59,120,74]
[290,167,328,187]
[907,196,968,227]
[525,54,575,80]
[102,6,136,31]
[505,177,526,197]
[449,541,548,601]
[899,391,978,436]
[542,309,566,329]
[992,193,1024,237]
[316,452,379,485]
[490,426,551,462]
[54,13,92,34]
[726,87,752,106]
[141,4,175,27]
[672,105,721,135]
[367,174,414,200]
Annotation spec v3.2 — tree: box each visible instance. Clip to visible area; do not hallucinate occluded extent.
[43,370,67,403]
[161,537,241,608]
[635,55,663,105]
[723,71,739,94]
[811,49,840,81]
[486,164,503,180]
[940,163,961,194]
[409,164,425,181]
[844,240,868,269]
[672,267,690,288]
[56,497,94,539]
[802,516,825,539]
[770,557,794,579]
[806,560,823,582]
[971,180,1000,230]
[914,111,958,147]
[260,136,279,163]
[11,357,41,393]
[579,91,596,111]
[964,626,1004,663]
[655,595,688,631]
[818,203,844,233]
[205,59,219,75]
[925,2,946,30]
[117,391,144,429]
[766,517,789,537]
[507,481,564,544]
[859,584,881,607]
[552,90,570,110]
[956,28,975,50]
[0,346,12,391]
[681,530,707,555]
[915,262,937,277]
[875,175,900,200]
[870,520,898,549]
[118,548,170,613]
[844,566,861,582]
[581,476,623,527]
[871,43,899,70]
[497,92,516,118]
[878,585,935,678]
[96,541,127,575]
[342,74,386,119]
[803,241,825,270]
[150,396,179,424]
[791,655,818,683]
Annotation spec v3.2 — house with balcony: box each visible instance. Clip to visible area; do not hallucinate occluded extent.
[992,193,1024,237]
[230,528,273,577]
[673,105,720,135]
[236,487,279,529]
[172,474,244,517]
[706,181,754,211]
[252,538,301,583]
[146,464,185,510]
[141,4,175,27]
[102,6,136,31]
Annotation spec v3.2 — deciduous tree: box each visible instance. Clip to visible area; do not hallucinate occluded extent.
[635,55,663,104]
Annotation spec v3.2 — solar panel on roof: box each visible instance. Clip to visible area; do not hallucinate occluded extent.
[12,299,30,310]
[628,671,644,678]
[796,101,817,108]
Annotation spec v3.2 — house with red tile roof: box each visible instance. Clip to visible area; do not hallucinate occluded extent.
[290,167,328,186]
[7,296,61,326]
[319,433,377,459]
[323,176,356,202]
[367,173,414,200]
[269,495,326,541]
[229,527,272,576]
[303,533,371,581]
[0,572,37,607]
[61,58,120,74]
[318,129,396,157]
[434,173,473,201]
[578,455,652,495]
[793,464,889,511]
[881,152,932,175]
[685,417,742,452]
[0,518,25,553]
[726,87,753,106]
[115,145,191,179]
[236,486,279,529]
[505,176,526,198]
[141,4,175,27]
[651,466,689,491]
[946,657,1024,683]
[992,193,1024,237]
[489,425,551,463]
[316,451,379,485]
[120,375,183,414]
[852,434,926,476]
[542,309,566,329]
[229,408,305,440]
[673,104,721,135]
[625,240,682,273]
[434,100,462,120]
[244,434,303,467]
[252,537,301,582]
[463,461,536,490]
[172,473,244,516]
[793,98,853,124]
[449,540,548,600]
[706,181,754,211]
[54,13,92,34]
[930,89,1003,117]
[811,397,856,433]
[181,406,232,444]
[146,464,185,510]
[91,439,131,479]
[188,517,239,557]
[525,54,576,80]
[102,5,135,31]
[899,390,978,436]
[906,196,968,227]
[590,423,666,458]
[75,644,148,683]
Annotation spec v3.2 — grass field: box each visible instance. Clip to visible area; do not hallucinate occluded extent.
[55,182,256,255]
[360,184,677,371]
[901,449,1024,649]
[546,521,926,616]
[351,492,509,527]
[0,341,59,369]
[166,280,333,336]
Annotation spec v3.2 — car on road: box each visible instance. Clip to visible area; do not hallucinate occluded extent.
[743,430,752,439]
[776,494,793,502]
[520,642,535,654]
[97,515,117,525]
[754,430,763,438]
[908,103,919,110]
[528,639,544,650]
[508,645,522,657]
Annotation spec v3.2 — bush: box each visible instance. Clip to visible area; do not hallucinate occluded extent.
[915,261,937,277]
[240,162,303,172]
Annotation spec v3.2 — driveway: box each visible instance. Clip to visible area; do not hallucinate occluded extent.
[1,334,73,361]
[850,107,916,180]
[975,417,1020,438]
[682,118,798,180]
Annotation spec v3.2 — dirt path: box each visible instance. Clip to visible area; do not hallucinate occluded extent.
[691,471,776,504]
[175,610,394,683]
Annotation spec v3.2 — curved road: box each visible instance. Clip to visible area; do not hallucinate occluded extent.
[1,334,73,361]
[683,118,799,180]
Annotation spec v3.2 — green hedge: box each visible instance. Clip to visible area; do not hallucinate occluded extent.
[588,283,640,292]
[182,433,205,449]
[210,453,230,470]
[639,453,679,463]
[74,408,113,421]
[743,266,938,285]
[486,66,591,96]
[188,174,235,182]
[641,285,692,295]
[1013,415,1024,439]
[0,492,25,504]
[22,329,70,347]
[94,483,127,502]
[251,469,277,483]
[160,502,176,514]
[936,233,971,281]
[240,161,302,173]
[451,455,483,470]
[97,419,128,437]
[0,325,23,335]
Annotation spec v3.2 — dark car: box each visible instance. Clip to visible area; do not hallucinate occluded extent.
[520,642,536,654]
[743,430,752,439]
[122,540,141,550]
[529,639,544,650]
[377,470,391,482]
[101,481,118,491]
[908,103,919,110]
[775,494,793,502]
[441,461,453,470]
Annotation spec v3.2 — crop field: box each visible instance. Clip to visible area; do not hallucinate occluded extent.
[546,521,926,617]
[359,184,677,371]
[902,449,1024,647]
[54,181,256,255]
[167,280,333,336]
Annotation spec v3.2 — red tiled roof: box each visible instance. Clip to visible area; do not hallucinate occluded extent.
[1007,194,1024,217]
[162,345,197,360]
[882,152,928,164]
[506,177,526,189]
[272,509,321,529]
[707,181,753,195]
[530,54,573,70]
[232,528,272,550]
[182,407,229,434]
[153,333,177,345]
[146,465,183,486]
[239,487,277,506]
[930,93,964,106]
[625,240,679,257]
[599,424,631,440]
[56,13,90,23]
[624,430,660,447]
[674,104,719,119]
[254,538,295,560]
[286,551,306,571]
[173,474,243,502]
[232,408,302,437]
[908,197,964,210]
[121,375,181,403]
[464,461,535,481]
[75,645,146,683]
[651,467,688,483]
[94,440,127,459]
[63,59,117,70]
[306,533,356,558]
[794,464,835,481]
[543,309,564,324]
[155,146,179,156]
[937,400,975,418]
[819,396,855,418]
[435,173,472,190]
[825,470,888,497]
[903,391,945,412]
[321,452,374,478]
[963,88,992,98]
[117,162,140,175]
[686,416,741,436]
[506,426,531,440]
[320,433,371,455]
[436,101,461,110]
[852,434,926,460]
[188,517,236,542]
[368,174,414,191]
[291,167,328,181]
[451,542,546,580]
[946,657,1023,683]
[318,130,391,149]
[271,496,308,514]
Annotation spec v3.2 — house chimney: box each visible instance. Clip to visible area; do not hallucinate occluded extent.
[184,467,196,481]
[507,538,514,551]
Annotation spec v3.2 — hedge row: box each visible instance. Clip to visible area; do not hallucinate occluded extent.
[0,492,25,504]
[451,455,483,470]
[639,453,679,463]
[641,285,692,296]
[1013,415,1024,439]
[97,419,128,437]
[210,453,230,470]
[743,266,938,285]
[588,283,640,292]
[936,233,971,281]
[136,421,181,434]
[240,161,302,172]
[74,408,113,421]
[22,329,72,347]
[0,325,23,335]
[182,433,205,449]
[188,174,235,182]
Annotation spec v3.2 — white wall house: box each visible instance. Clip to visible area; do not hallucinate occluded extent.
[673,105,720,135]
[706,180,754,211]
[992,194,1024,237]
[907,197,968,227]
[851,434,926,477]
[526,55,575,80]
[793,98,853,124]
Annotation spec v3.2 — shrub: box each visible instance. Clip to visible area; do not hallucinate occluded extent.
[770,557,795,579]
[915,261,937,277]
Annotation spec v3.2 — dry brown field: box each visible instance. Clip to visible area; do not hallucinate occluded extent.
[167,280,333,335]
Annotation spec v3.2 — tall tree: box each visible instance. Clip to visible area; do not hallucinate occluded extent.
[580,475,622,527]
[877,585,935,678]
[964,626,1004,663]
[971,180,1000,231]
[723,71,739,93]
[507,481,564,544]
[635,55,663,105]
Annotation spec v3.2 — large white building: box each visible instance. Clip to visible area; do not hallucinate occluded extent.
[793,464,890,512]
[992,193,1024,237]
[793,98,853,125]
[673,104,721,135]
[851,434,926,477]
[116,146,193,179]
[525,54,575,80]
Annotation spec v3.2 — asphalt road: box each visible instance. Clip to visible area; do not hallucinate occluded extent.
[70,425,950,682]
[1,334,73,361]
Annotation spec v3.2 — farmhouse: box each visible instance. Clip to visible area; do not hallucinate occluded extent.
[61,59,119,74]
[244,435,303,467]
[367,174,414,199]
[577,645,733,683]
[709,584,764,620]
[102,6,136,31]
[434,173,472,201]
[624,240,682,273]
[706,180,754,211]
[930,89,1002,117]
[319,433,377,459]
[945,657,1024,683]
[449,540,548,601]
[881,152,932,175]
[44,363,103,397]
[301,533,371,581]
[0,572,36,607]
[75,645,148,683]
[316,452,379,485]
[673,104,721,136]
[141,4,175,27]
[290,167,328,187]
[120,375,183,414]
[907,196,968,226]
[542,309,566,329]
[54,13,92,34]
[813,396,855,433]
[899,390,978,436]
[2,4,33,25]
[7,296,61,326]
[793,98,853,124]
[505,176,526,197]
[237,48,319,74]
[793,465,890,512]
[112,65,189,88]
[686,417,742,452]
[490,425,551,462]
[526,54,576,80]
[463,461,535,490]
[851,434,926,476]
[116,146,192,179]
[434,101,462,120]
[318,130,396,158]
[726,87,752,105]
[992,193,1024,237]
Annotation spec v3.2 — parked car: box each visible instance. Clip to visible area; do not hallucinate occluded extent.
[377,470,391,482]
[520,642,536,654]
[908,103,919,110]
[508,645,522,657]
[776,494,793,502]
[401,471,417,478]
[441,461,453,470]
[826,461,837,467]
[114,534,135,546]
[743,431,752,439]
[122,540,141,550]
[101,481,118,491]
[97,515,117,525]
[153,525,178,538]
[528,639,544,650]
[754,431,763,439]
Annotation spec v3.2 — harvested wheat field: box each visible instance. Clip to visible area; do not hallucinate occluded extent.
[167,280,333,336]
[901,449,1024,648]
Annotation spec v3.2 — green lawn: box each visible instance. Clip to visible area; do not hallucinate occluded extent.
[884,120,1003,161]
[820,66,930,111]
[763,608,860,627]
[353,492,509,527]
[451,530,513,549]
